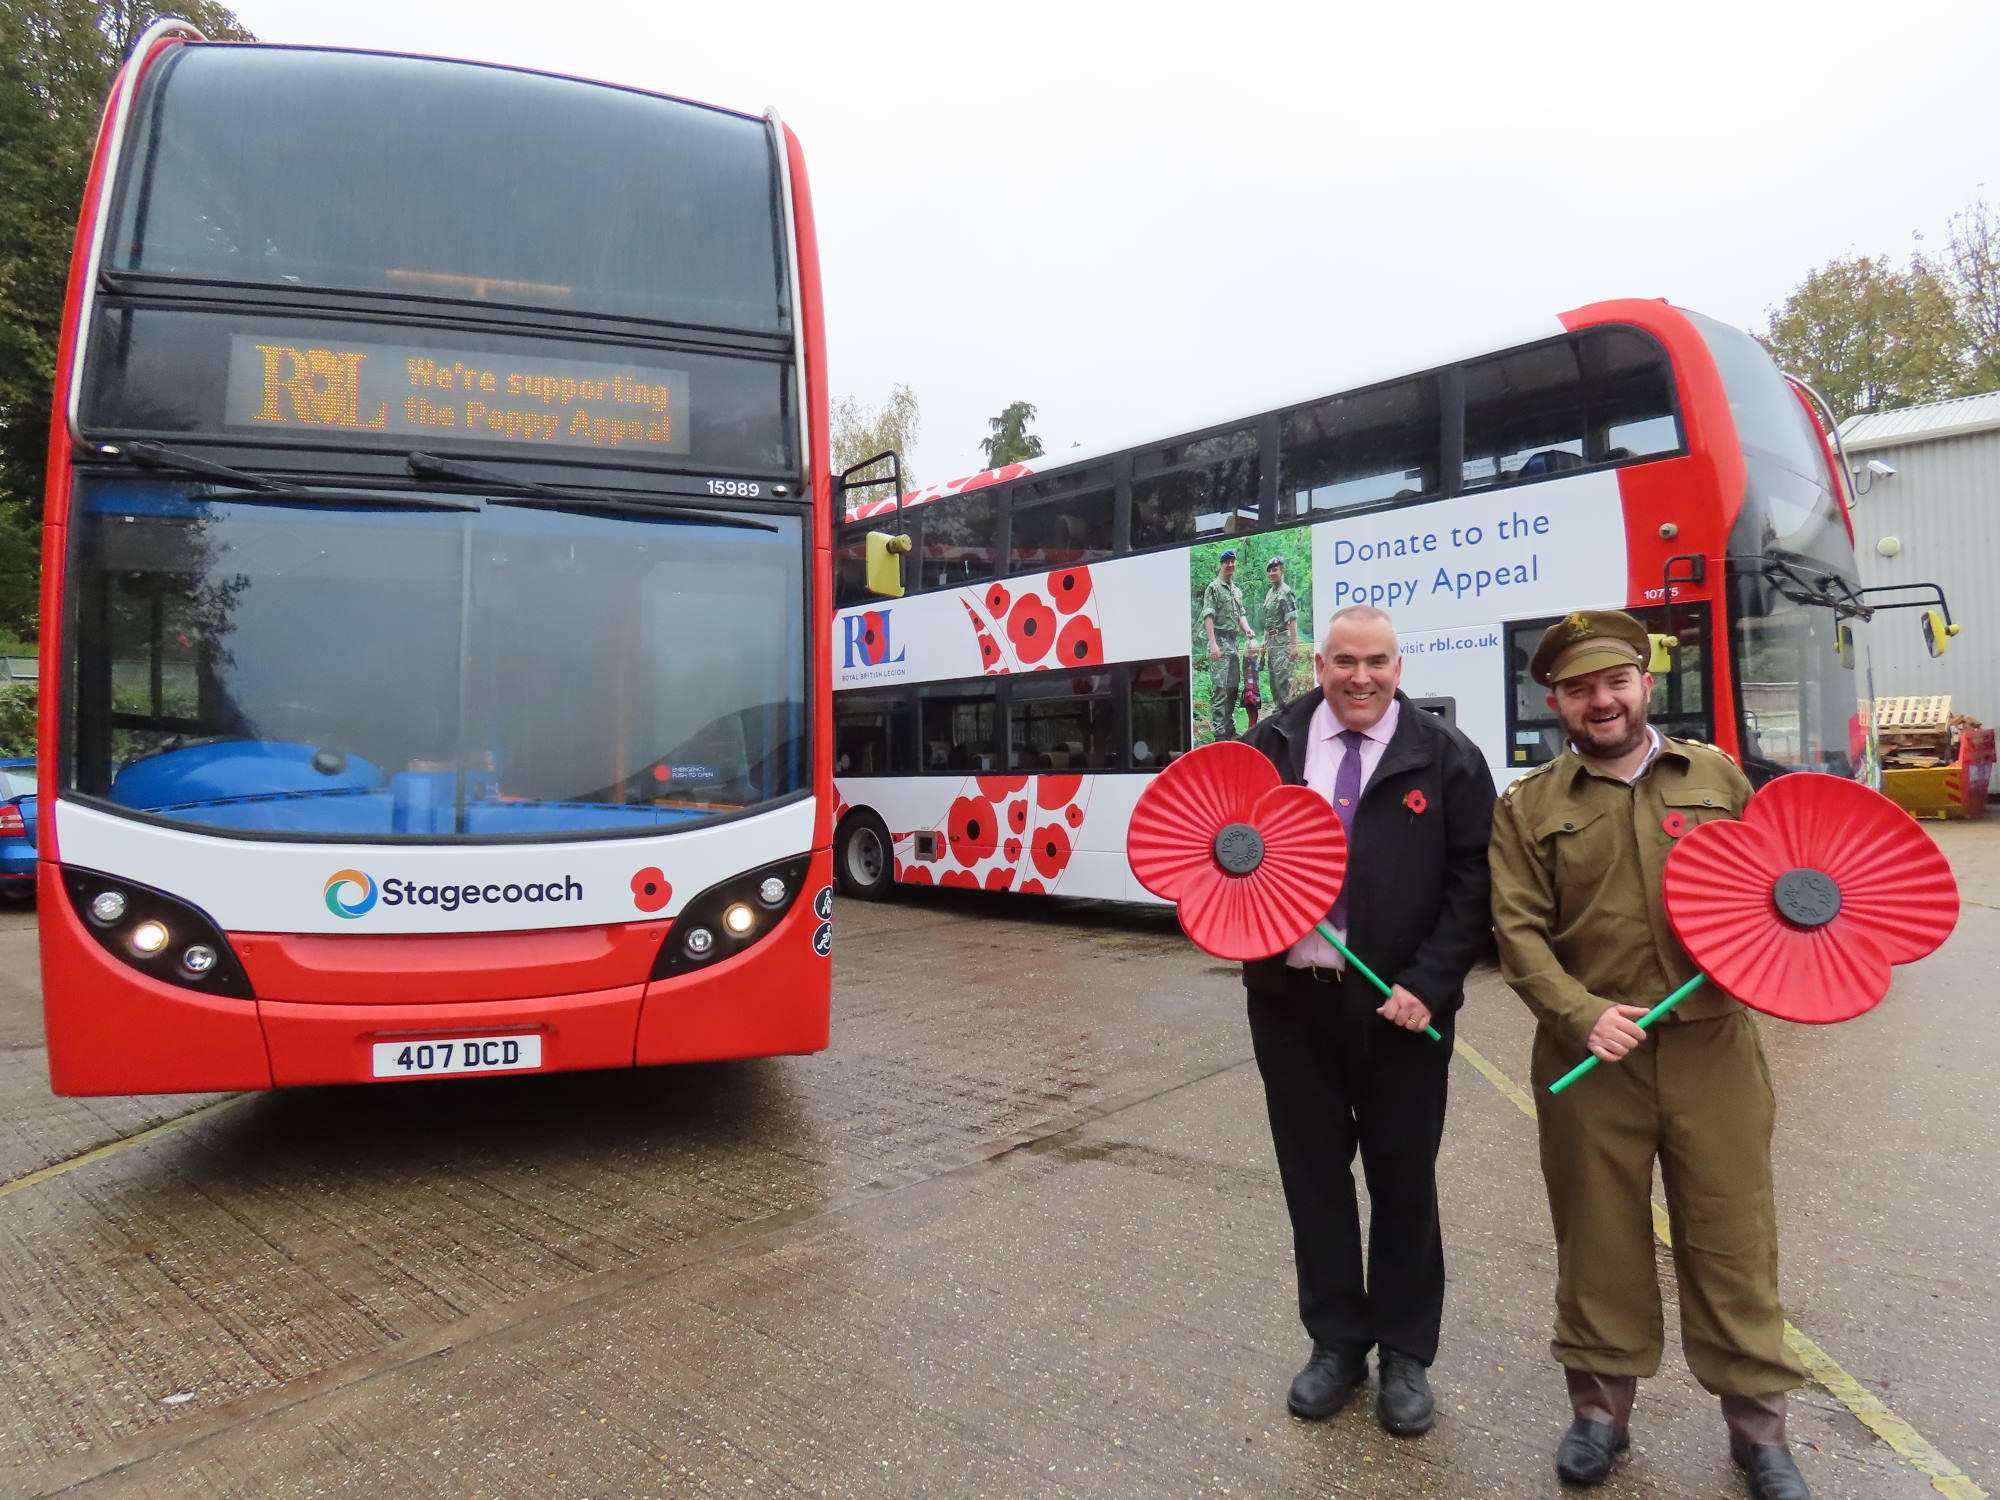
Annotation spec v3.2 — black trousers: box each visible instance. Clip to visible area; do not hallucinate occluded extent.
[1246,969,1452,1364]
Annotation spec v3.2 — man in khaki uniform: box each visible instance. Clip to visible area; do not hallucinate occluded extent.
[1260,555,1301,708]
[1489,610,1809,1500]
[1201,549,1258,741]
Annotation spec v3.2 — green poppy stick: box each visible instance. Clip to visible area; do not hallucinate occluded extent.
[1313,922,1445,1043]
[1546,973,1708,1094]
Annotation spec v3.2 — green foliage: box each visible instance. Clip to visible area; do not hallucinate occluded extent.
[1761,254,1971,417]
[0,1,254,644]
[1187,526,1316,746]
[980,401,1045,470]
[0,684,35,757]
[831,383,919,498]
[1762,191,2000,418]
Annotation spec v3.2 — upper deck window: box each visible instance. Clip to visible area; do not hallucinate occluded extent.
[1461,327,1679,490]
[116,46,789,334]
[1281,376,1438,518]
[1131,427,1261,549]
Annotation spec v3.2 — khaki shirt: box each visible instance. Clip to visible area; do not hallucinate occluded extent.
[1260,581,1297,641]
[1489,736,1751,1048]
[1202,577,1248,646]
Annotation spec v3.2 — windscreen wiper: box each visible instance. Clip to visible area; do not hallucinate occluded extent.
[106,443,478,510]
[114,441,305,494]
[408,450,779,532]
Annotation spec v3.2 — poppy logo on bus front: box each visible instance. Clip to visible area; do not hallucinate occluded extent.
[324,868,378,919]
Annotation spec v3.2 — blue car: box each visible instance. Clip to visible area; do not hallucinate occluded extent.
[0,758,38,900]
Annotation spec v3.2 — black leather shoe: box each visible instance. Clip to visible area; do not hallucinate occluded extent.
[1286,1343,1367,1420]
[1731,1440,1811,1499]
[1375,1350,1435,1436]
[1555,1418,1629,1485]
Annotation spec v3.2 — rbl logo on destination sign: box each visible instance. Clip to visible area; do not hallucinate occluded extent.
[323,868,585,919]
[842,610,906,668]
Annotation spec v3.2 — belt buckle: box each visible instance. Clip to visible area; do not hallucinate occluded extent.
[1309,963,1341,984]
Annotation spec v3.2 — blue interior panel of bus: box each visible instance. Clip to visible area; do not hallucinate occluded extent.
[111,743,704,834]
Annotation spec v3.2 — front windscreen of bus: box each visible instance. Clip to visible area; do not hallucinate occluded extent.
[67,481,806,838]
[1689,312,1861,782]
[114,46,787,333]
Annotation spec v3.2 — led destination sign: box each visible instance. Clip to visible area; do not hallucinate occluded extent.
[224,336,691,453]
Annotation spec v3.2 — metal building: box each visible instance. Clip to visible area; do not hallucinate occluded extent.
[1839,390,2000,725]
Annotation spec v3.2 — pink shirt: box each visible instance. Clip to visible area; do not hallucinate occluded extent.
[1285,695,1401,970]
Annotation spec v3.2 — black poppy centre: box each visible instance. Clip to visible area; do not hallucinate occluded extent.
[1213,822,1266,875]
[1771,867,1842,928]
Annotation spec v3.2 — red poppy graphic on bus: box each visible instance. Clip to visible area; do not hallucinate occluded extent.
[947,795,1000,866]
[1032,821,1073,878]
[1037,774,1082,809]
[631,867,671,913]
[1057,615,1105,667]
[1049,566,1094,614]
[985,583,1011,617]
[1007,594,1058,663]
[1007,799,1030,834]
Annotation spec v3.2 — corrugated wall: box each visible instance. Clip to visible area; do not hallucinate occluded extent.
[1850,427,2000,727]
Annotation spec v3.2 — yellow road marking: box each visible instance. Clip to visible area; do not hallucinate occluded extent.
[1452,1035,1987,1500]
[0,1094,250,1200]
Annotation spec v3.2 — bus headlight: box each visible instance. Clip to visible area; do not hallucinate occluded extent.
[60,868,254,999]
[651,856,811,980]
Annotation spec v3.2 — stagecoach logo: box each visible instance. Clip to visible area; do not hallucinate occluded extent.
[840,609,908,676]
[322,868,585,918]
[325,868,378,919]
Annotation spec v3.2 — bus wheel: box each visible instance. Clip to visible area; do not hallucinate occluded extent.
[835,812,895,901]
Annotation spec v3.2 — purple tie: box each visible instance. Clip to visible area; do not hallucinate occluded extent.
[1328,728,1367,931]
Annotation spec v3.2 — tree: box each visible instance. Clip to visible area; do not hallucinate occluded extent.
[0,1,254,637]
[980,400,1044,469]
[828,384,920,516]
[1936,195,2000,389]
[1761,255,1973,417]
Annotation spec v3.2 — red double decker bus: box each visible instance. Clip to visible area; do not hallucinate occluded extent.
[39,23,836,1093]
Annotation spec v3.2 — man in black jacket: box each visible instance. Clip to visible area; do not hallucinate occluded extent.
[1239,605,1495,1435]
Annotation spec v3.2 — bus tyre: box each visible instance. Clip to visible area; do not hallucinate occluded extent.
[835,812,895,901]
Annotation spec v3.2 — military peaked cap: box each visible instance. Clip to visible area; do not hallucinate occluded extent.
[1530,609,1650,686]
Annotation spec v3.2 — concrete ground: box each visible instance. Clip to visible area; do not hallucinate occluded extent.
[1,822,1995,1499]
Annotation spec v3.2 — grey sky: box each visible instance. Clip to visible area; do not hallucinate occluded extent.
[228,0,2000,485]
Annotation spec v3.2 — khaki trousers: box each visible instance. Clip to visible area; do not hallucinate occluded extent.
[1530,1010,1806,1397]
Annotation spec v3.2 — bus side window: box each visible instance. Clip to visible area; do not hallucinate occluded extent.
[918,487,1002,591]
[1128,658,1191,767]
[1462,327,1678,490]
[1009,668,1118,771]
[918,682,999,772]
[1008,464,1114,575]
[833,688,912,776]
[1282,376,1439,519]
[1131,428,1260,550]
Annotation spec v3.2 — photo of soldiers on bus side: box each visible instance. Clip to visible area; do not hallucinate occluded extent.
[1190,534,1312,744]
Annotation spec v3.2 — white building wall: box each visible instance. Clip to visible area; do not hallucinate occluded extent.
[1850,426,2000,726]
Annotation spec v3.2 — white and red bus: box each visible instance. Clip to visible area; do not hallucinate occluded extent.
[829,299,1948,902]
[39,24,836,1093]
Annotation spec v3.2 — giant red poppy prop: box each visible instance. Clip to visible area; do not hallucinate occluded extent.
[1127,741,1346,961]
[1550,773,1959,1093]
